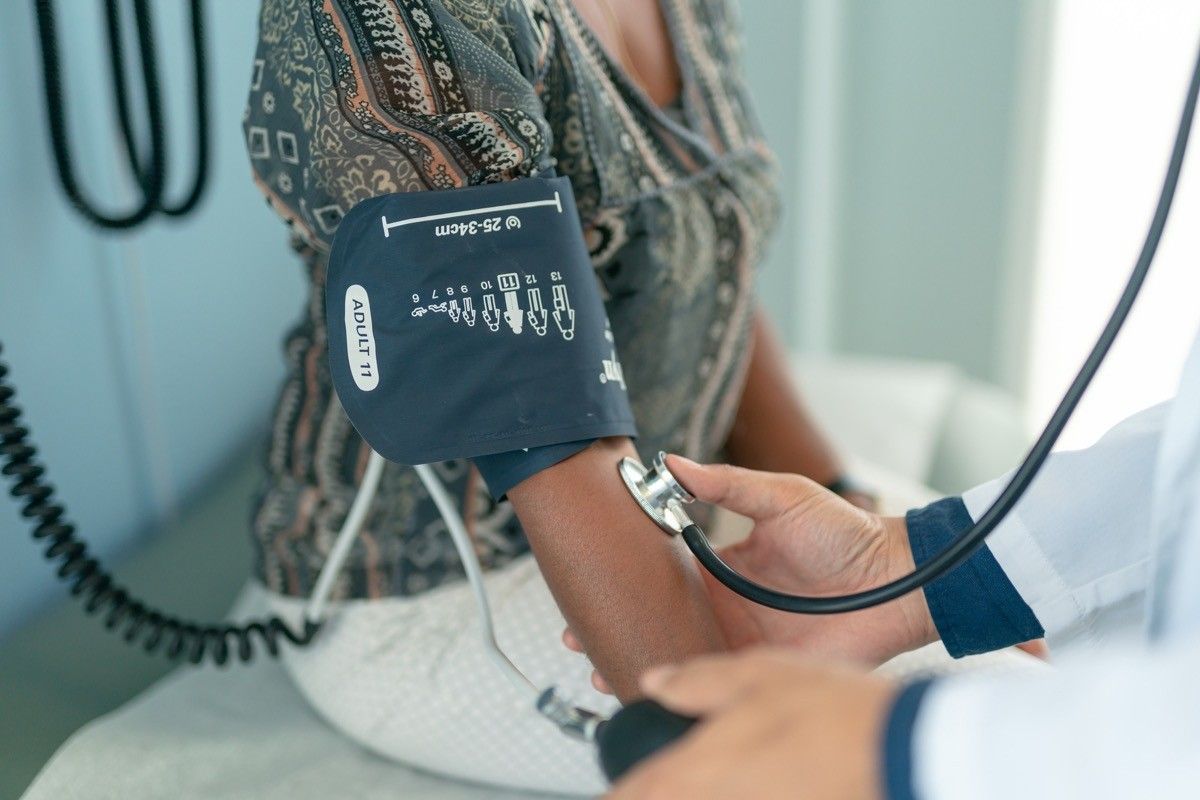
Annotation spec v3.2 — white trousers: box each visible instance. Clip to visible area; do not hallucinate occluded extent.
[261,555,619,797]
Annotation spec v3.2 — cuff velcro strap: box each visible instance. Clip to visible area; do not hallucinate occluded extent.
[325,176,637,465]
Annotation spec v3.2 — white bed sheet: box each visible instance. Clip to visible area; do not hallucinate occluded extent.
[22,590,1034,800]
[22,585,572,800]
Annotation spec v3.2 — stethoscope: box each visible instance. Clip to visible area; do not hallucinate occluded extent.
[624,40,1200,616]
[5,11,1198,785]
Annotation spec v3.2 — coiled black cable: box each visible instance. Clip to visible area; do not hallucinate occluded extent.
[0,344,319,664]
[683,37,1200,614]
[33,0,210,230]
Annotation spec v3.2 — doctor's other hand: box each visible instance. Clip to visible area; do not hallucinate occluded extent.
[606,648,897,800]
[565,456,936,691]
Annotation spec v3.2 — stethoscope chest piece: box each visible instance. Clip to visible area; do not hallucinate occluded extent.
[619,451,696,535]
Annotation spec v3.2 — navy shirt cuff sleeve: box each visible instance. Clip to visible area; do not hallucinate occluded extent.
[473,439,595,499]
[881,679,936,800]
[907,497,1044,657]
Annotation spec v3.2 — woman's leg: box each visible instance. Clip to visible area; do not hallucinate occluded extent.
[259,555,618,796]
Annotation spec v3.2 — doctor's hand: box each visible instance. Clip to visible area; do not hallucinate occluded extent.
[565,457,936,692]
[606,648,896,800]
[666,456,936,662]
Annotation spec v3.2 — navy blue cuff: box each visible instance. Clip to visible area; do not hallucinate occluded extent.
[473,439,595,499]
[907,497,1044,657]
[882,679,936,800]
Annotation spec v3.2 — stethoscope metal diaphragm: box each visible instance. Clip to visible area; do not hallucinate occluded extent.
[618,451,696,536]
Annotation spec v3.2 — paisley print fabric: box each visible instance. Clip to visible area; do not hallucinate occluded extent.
[244,0,779,599]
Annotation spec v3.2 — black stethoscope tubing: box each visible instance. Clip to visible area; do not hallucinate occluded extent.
[683,38,1200,614]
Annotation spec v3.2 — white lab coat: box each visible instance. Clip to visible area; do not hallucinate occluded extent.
[913,327,1200,798]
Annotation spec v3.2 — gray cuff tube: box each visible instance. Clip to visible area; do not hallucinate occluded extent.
[325,176,637,466]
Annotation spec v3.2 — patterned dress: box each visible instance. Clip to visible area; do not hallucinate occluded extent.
[244,0,779,600]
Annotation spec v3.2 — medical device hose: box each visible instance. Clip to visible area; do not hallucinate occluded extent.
[0,343,320,664]
[408,458,607,741]
[651,37,1200,615]
[0,358,489,670]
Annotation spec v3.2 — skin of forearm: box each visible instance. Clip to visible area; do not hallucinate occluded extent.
[507,437,726,700]
[724,309,844,484]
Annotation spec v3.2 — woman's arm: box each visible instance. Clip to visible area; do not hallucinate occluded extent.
[541,311,855,696]
[508,438,725,700]
[248,1,725,699]
[724,309,846,486]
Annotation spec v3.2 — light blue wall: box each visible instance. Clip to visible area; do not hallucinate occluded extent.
[738,1,804,321]
[740,1,1036,385]
[0,3,304,638]
[833,1,1027,383]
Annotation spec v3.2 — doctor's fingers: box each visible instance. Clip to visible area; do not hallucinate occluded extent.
[664,455,825,521]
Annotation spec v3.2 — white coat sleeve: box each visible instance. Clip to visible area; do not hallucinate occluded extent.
[913,639,1200,799]
[960,403,1168,648]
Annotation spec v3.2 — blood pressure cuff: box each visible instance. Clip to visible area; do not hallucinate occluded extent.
[326,175,637,474]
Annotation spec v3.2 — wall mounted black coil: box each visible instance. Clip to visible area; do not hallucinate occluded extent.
[0,344,318,665]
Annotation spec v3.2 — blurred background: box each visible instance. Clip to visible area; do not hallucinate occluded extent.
[2,0,1200,795]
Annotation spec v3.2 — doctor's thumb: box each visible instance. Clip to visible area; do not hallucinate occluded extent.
[663,455,804,521]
